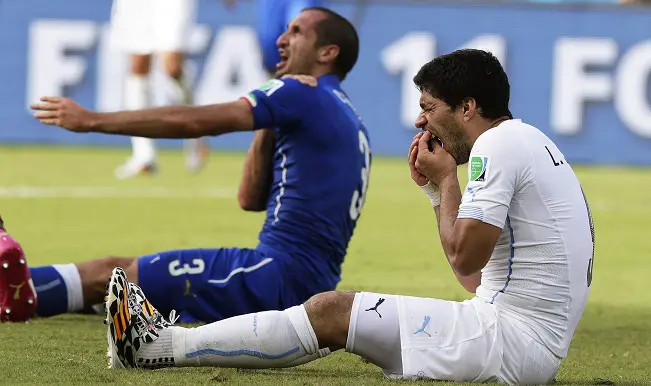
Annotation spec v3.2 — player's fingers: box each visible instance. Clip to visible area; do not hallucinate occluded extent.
[417,131,432,153]
[33,111,58,119]
[40,96,62,103]
[39,119,59,126]
[410,136,419,150]
[30,103,58,111]
[431,137,443,152]
[300,76,317,87]
[409,132,420,149]
[409,146,419,169]
[282,74,317,87]
[408,136,420,160]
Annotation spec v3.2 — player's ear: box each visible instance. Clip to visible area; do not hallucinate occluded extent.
[462,98,477,122]
[317,44,340,66]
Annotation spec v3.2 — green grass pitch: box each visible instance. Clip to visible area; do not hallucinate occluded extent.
[0,146,649,385]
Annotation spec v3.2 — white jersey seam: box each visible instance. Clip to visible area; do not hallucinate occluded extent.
[272,147,288,225]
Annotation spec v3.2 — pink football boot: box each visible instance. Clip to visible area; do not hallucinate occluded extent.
[0,216,37,322]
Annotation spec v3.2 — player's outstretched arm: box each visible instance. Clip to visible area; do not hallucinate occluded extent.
[31,97,254,139]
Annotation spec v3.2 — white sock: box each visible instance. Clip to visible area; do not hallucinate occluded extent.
[124,74,155,163]
[137,305,329,369]
[52,264,84,313]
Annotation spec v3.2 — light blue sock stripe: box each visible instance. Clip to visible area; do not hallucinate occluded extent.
[186,346,300,360]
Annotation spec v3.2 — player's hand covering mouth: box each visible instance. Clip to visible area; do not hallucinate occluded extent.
[277,50,289,69]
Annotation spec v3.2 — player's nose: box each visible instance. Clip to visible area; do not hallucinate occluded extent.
[414,114,427,130]
[276,32,288,48]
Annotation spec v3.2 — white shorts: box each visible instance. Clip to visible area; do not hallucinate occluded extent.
[109,0,196,54]
[346,292,562,385]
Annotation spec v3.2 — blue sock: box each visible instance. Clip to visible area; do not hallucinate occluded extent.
[30,264,84,317]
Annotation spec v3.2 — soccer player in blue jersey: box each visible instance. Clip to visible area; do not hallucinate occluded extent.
[24,7,368,324]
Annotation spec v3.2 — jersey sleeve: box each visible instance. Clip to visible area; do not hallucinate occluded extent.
[457,130,530,229]
[240,78,316,130]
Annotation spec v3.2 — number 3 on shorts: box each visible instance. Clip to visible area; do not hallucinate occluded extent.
[168,259,205,277]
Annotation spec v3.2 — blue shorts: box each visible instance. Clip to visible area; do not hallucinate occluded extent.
[138,248,310,323]
[256,0,325,73]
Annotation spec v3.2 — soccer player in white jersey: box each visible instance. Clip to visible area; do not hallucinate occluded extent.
[110,0,208,179]
[99,49,594,385]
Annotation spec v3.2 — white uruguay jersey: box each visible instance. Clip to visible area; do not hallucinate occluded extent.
[458,119,595,359]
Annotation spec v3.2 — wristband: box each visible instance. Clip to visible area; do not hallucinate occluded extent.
[419,181,441,207]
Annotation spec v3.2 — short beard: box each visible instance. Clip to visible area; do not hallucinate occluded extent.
[442,122,473,165]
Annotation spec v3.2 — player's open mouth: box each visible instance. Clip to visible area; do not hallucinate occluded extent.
[277,51,289,69]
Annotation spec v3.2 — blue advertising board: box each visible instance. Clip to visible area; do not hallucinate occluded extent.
[1,1,650,164]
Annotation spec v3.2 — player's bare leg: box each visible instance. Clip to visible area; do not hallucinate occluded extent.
[115,54,158,179]
[76,256,139,309]
[161,51,209,173]
[28,254,139,317]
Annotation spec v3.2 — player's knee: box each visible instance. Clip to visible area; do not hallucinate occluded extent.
[80,257,135,284]
[76,256,137,305]
[304,291,355,351]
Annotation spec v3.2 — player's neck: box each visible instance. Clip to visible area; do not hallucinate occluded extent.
[489,116,511,129]
[468,116,512,143]
[310,67,337,80]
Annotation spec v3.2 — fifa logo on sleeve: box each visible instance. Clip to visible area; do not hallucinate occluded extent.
[470,156,489,182]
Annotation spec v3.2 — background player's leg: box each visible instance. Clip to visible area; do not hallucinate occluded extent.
[120,55,157,178]
[155,0,207,173]
[111,0,158,179]
[160,51,209,173]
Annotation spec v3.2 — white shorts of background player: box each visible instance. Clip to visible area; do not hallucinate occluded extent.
[110,0,197,54]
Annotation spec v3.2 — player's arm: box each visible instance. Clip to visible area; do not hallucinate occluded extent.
[435,178,502,278]
[236,76,317,210]
[238,129,275,212]
[410,132,484,292]
[32,77,316,138]
[32,97,253,138]
[437,135,522,279]
[429,181,486,293]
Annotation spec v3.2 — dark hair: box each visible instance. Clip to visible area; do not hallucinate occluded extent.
[305,7,359,81]
[413,49,512,120]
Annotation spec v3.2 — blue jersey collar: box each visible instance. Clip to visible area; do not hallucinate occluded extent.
[318,74,341,86]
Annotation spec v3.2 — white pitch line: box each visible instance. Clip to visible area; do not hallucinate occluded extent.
[0,186,236,199]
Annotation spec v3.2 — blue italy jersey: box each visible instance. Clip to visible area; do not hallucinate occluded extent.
[241,74,371,292]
